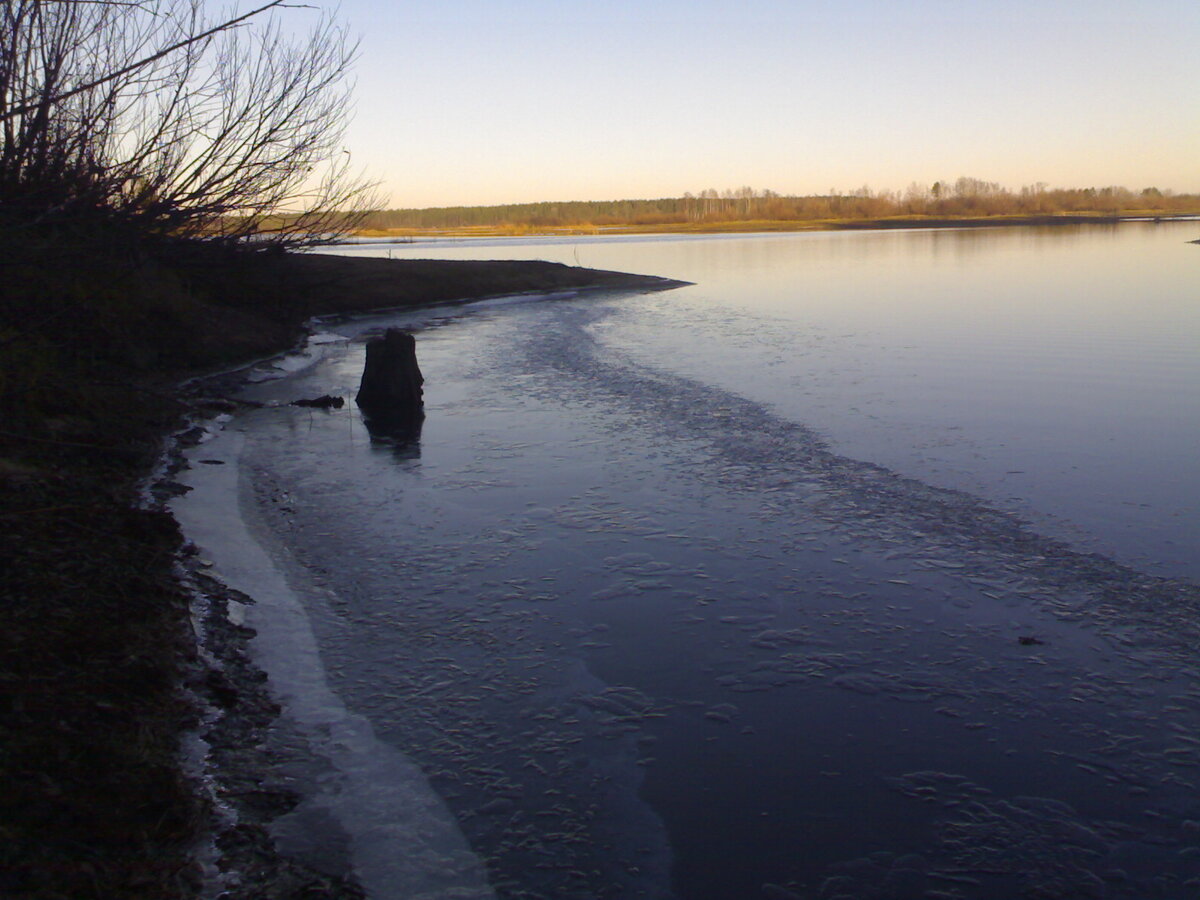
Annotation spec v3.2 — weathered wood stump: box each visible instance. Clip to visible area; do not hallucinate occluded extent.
[355,328,425,420]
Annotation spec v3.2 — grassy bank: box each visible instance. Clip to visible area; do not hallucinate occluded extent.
[0,242,677,899]
[354,210,1200,239]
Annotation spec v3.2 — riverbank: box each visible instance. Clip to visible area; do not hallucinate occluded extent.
[354,211,1200,239]
[0,247,681,899]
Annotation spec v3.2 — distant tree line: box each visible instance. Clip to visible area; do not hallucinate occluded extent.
[362,180,1200,231]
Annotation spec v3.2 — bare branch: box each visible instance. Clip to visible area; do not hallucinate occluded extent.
[0,0,380,248]
[0,0,286,121]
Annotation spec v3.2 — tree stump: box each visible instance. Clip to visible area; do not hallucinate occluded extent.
[355,328,425,420]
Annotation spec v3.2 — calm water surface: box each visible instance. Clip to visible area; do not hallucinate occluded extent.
[180,224,1200,900]
[339,224,1200,579]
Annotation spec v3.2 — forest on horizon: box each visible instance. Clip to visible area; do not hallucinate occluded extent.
[360,179,1200,231]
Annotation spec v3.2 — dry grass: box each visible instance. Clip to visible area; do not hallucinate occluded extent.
[353,210,1200,240]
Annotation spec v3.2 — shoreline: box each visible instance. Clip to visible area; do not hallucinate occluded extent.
[169,262,687,896]
[279,254,689,317]
[352,211,1200,240]
[0,252,682,900]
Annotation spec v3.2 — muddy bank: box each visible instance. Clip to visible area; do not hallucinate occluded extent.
[0,247,679,900]
[279,253,687,317]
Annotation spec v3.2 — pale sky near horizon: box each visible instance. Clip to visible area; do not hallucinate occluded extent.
[311,0,1196,209]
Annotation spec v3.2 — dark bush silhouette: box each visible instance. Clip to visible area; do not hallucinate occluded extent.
[0,0,377,249]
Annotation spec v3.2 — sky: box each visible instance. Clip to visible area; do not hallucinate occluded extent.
[304,0,1197,208]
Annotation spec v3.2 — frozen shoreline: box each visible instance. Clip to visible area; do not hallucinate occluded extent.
[172,422,495,899]
[165,283,686,899]
[0,237,693,900]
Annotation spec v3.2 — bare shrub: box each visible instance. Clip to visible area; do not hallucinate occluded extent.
[0,0,378,249]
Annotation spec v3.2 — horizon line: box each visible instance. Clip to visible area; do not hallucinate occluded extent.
[382,181,1200,212]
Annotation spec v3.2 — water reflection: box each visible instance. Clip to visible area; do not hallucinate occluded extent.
[347,222,1198,579]
[362,412,423,460]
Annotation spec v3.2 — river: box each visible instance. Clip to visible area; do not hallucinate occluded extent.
[175,222,1200,900]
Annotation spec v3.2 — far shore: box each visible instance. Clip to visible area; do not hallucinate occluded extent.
[352,211,1200,240]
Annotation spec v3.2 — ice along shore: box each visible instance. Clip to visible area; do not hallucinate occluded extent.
[0,248,685,900]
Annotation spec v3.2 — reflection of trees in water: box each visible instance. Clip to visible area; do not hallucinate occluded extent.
[926,220,1123,263]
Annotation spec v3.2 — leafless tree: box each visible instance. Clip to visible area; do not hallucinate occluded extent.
[0,0,379,248]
